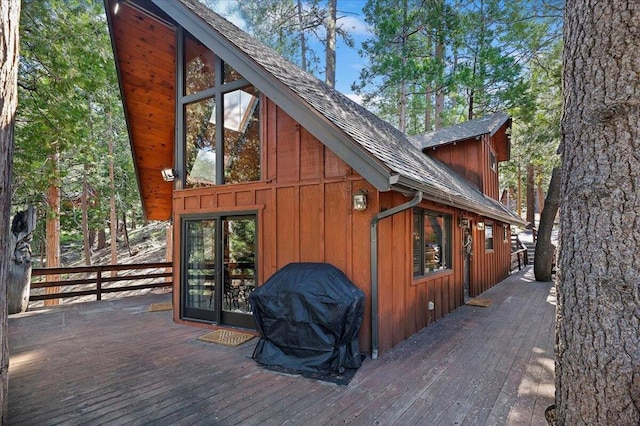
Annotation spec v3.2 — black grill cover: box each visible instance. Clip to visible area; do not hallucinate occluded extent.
[249,263,365,374]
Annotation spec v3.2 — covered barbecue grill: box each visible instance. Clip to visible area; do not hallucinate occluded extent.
[249,263,365,375]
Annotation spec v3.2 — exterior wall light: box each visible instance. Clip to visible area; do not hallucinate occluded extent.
[161,168,176,182]
[353,191,368,211]
[477,221,485,231]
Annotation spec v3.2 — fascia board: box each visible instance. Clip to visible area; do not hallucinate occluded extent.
[393,176,527,226]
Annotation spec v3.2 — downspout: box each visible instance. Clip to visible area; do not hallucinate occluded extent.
[370,190,422,360]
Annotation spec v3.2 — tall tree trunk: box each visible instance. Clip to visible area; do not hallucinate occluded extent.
[109,131,118,275]
[424,89,432,132]
[526,163,535,226]
[97,228,106,250]
[81,164,91,265]
[122,212,132,256]
[555,1,640,423]
[8,207,36,314]
[0,0,21,418]
[324,0,336,88]
[434,6,445,130]
[517,163,522,217]
[397,0,408,133]
[45,152,61,306]
[536,167,545,212]
[534,167,559,282]
[296,0,307,72]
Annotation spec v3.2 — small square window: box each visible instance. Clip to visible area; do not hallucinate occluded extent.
[485,223,494,250]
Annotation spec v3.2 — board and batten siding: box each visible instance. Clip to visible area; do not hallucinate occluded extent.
[173,99,377,352]
[172,98,512,355]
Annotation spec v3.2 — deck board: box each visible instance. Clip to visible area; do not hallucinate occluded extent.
[9,267,555,425]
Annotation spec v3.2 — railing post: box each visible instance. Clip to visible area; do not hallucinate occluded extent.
[97,270,102,301]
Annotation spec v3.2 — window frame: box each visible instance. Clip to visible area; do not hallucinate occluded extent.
[485,222,494,251]
[413,208,452,278]
[176,29,261,189]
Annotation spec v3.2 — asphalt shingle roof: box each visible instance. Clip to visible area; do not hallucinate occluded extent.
[410,112,511,150]
[175,0,522,225]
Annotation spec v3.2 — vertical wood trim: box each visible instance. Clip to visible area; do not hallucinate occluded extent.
[319,181,325,260]
[294,185,300,262]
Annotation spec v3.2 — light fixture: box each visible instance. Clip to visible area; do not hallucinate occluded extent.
[353,191,368,211]
[477,221,485,231]
[114,1,120,15]
[161,168,176,182]
[459,218,470,228]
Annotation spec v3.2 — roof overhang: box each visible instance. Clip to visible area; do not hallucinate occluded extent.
[392,175,526,226]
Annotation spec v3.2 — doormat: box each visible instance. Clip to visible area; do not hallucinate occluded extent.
[466,298,492,307]
[198,329,255,347]
[149,302,173,312]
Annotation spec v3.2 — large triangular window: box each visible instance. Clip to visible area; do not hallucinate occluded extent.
[178,30,261,188]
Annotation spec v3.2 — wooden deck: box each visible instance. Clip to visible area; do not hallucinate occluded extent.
[8,267,555,425]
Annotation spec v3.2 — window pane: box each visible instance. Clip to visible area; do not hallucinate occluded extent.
[185,220,216,311]
[485,223,494,250]
[223,217,256,314]
[185,35,215,95]
[413,211,422,276]
[185,97,217,187]
[223,62,242,83]
[223,86,261,184]
[424,213,445,273]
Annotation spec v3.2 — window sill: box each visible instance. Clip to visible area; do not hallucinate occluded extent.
[412,269,453,286]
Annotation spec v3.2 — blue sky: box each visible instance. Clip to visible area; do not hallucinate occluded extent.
[208,0,371,102]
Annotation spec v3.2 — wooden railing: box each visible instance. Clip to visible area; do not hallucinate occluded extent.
[30,262,172,302]
[510,233,528,272]
[511,248,528,272]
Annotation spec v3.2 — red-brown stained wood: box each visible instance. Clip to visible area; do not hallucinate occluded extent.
[168,81,515,356]
[300,129,323,180]
[275,111,299,183]
[110,3,176,220]
[323,182,350,271]
[276,187,296,268]
[299,185,322,262]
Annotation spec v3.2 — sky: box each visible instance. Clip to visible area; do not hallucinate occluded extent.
[207,0,371,102]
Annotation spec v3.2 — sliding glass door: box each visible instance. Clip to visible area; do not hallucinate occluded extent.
[181,213,257,329]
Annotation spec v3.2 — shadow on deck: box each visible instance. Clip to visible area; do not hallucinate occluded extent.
[8,267,555,425]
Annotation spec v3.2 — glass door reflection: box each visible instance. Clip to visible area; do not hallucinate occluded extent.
[221,217,256,328]
[184,219,218,322]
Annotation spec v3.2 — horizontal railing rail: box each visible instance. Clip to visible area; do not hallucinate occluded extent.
[30,262,172,302]
[510,248,528,272]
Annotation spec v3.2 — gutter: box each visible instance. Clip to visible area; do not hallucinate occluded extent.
[370,190,423,360]
[393,176,527,227]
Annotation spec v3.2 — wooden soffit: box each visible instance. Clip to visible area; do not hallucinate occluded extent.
[105,0,176,220]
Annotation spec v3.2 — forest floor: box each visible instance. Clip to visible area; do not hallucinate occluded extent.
[28,221,172,309]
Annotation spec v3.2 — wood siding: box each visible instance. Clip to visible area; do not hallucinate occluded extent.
[426,140,483,191]
[376,193,465,352]
[467,215,512,296]
[171,100,514,356]
[426,131,508,201]
[173,100,377,352]
[109,2,176,220]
